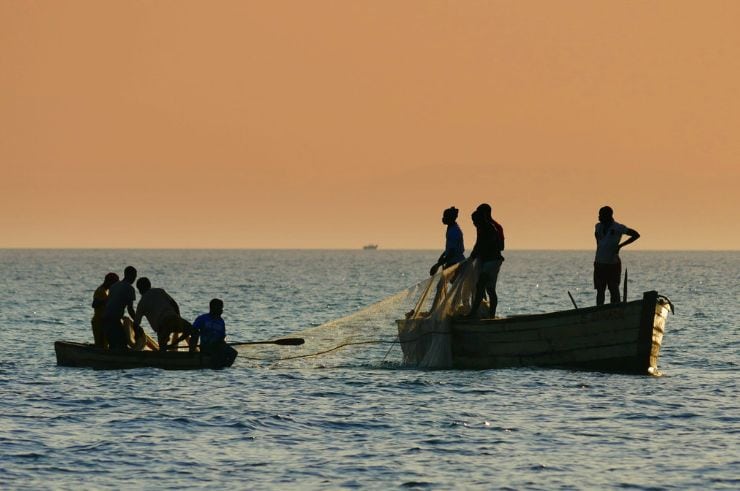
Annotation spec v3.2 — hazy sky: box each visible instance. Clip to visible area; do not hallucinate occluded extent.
[1,1,738,249]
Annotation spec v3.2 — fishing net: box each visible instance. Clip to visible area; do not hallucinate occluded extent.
[395,260,485,368]
[236,260,484,369]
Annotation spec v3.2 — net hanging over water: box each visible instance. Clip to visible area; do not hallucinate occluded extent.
[236,260,484,369]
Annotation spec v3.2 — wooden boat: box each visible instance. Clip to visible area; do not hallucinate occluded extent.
[397,291,673,375]
[55,341,237,370]
[363,244,378,250]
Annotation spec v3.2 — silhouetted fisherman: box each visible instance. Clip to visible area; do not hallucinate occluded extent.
[102,266,137,350]
[466,204,505,318]
[91,272,119,349]
[429,206,465,276]
[134,277,196,351]
[192,298,237,366]
[594,205,640,305]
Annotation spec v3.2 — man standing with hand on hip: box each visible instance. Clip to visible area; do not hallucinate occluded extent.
[594,206,640,305]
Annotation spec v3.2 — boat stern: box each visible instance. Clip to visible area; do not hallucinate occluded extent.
[638,291,673,376]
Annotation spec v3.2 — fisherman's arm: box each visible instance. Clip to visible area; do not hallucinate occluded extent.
[133,303,144,329]
[430,252,447,276]
[126,301,136,319]
[217,320,226,343]
[618,228,640,249]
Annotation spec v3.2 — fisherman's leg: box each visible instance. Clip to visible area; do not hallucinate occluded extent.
[92,319,104,348]
[217,341,238,366]
[594,263,606,306]
[157,327,171,351]
[596,288,606,306]
[607,282,621,304]
[223,344,238,366]
[486,260,502,318]
[487,286,498,318]
[105,318,126,350]
[607,264,621,304]
[467,273,489,318]
[175,319,197,352]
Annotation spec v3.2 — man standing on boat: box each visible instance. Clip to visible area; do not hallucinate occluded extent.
[466,204,505,318]
[594,206,640,305]
[102,266,137,350]
[91,272,119,349]
[133,277,196,352]
[429,206,465,276]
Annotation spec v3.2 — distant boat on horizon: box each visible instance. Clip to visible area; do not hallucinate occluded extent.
[363,244,378,250]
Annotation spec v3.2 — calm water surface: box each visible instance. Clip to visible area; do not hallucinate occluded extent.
[0,250,737,489]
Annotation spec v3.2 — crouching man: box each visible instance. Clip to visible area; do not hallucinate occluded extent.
[133,277,196,351]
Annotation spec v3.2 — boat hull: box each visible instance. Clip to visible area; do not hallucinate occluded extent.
[397,291,671,374]
[55,341,237,370]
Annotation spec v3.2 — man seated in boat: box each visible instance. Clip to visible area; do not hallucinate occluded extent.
[192,298,237,365]
[594,206,640,305]
[133,277,197,352]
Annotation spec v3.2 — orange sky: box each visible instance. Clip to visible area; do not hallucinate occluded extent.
[1,1,738,249]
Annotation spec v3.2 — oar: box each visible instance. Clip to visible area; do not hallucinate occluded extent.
[228,337,305,347]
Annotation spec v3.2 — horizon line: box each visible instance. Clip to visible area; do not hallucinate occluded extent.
[0,247,738,252]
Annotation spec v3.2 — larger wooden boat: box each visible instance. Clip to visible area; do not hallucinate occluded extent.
[397,291,673,375]
[55,341,237,370]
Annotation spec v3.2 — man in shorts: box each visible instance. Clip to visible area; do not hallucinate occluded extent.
[594,206,640,305]
[465,204,505,319]
[133,277,196,351]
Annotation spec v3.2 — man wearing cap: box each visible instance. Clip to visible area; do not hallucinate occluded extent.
[594,206,640,305]
[90,272,119,349]
[429,206,465,276]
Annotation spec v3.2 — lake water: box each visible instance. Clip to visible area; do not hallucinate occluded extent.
[0,250,737,489]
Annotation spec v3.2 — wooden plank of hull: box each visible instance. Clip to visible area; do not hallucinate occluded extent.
[397,291,669,374]
[55,341,235,370]
[454,327,640,358]
[455,342,644,370]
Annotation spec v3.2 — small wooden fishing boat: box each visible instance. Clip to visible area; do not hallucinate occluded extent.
[397,291,673,375]
[55,341,237,370]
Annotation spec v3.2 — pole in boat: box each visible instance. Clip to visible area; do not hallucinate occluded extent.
[567,291,579,310]
[229,337,305,347]
[623,269,628,303]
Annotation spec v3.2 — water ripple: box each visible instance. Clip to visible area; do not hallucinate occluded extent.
[0,250,737,489]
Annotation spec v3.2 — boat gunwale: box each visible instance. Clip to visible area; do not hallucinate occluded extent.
[397,293,654,329]
[54,340,234,370]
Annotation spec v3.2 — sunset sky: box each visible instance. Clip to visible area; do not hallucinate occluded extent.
[1,1,738,249]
